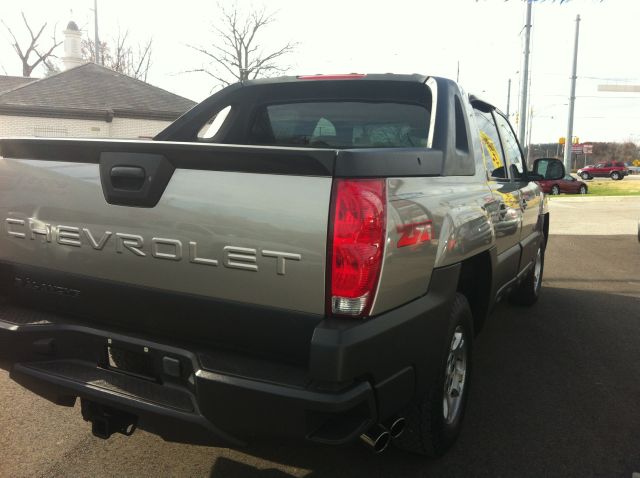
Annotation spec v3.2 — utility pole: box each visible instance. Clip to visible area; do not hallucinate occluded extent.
[456,61,460,83]
[94,0,101,65]
[506,78,512,116]
[563,14,581,174]
[518,1,532,149]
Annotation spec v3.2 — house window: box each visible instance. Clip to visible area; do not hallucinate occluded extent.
[34,126,69,137]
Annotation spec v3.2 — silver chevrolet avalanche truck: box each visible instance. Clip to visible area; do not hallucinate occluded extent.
[0,74,564,456]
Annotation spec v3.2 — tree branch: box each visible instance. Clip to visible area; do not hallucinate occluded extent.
[80,27,153,80]
[3,13,61,76]
[186,4,295,86]
[182,68,232,87]
[2,20,26,60]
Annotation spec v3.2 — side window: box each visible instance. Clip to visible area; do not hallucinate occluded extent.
[604,162,612,167]
[494,113,524,178]
[473,109,506,179]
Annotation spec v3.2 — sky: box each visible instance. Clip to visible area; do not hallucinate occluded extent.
[1,0,639,144]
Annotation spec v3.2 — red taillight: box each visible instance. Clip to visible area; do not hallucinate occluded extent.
[328,179,386,317]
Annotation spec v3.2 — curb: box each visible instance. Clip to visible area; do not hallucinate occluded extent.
[548,196,640,202]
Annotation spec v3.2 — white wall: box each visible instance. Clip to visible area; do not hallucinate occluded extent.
[110,117,171,139]
[0,115,172,139]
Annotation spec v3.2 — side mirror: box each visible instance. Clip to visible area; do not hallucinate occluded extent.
[533,158,565,180]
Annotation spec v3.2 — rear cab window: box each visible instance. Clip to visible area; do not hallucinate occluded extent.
[249,102,429,149]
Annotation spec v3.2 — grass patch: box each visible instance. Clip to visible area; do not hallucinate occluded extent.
[585,178,640,196]
[545,177,640,197]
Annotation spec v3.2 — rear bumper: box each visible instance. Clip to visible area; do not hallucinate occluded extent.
[0,265,459,447]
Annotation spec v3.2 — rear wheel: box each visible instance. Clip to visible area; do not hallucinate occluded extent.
[509,244,544,306]
[611,171,621,180]
[579,185,587,194]
[394,293,473,457]
[550,185,560,195]
[580,172,590,180]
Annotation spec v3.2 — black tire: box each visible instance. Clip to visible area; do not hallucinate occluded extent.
[579,185,587,194]
[611,171,621,180]
[394,293,473,457]
[509,243,545,306]
[580,172,590,180]
[550,185,560,195]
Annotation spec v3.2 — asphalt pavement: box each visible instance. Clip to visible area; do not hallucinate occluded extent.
[548,196,640,236]
[1,222,639,477]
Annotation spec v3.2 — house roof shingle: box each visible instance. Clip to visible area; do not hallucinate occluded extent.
[0,76,36,94]
[0,63,196,121]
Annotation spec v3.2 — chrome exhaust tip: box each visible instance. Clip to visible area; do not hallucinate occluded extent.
[360,425,391,454]
[388,417,406,439]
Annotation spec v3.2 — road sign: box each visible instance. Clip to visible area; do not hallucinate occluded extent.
[571,143,583,153]
[583,144,593,154]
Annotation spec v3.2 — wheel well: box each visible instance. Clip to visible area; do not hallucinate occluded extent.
[542,212,550,249]
[456,251,492,335]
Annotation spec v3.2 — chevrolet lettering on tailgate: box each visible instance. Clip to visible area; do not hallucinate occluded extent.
[5,217,302,274]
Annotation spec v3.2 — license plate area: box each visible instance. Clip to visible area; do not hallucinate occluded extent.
[106,342,157,381]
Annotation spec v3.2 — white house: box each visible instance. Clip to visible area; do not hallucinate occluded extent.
[0,21,195,139]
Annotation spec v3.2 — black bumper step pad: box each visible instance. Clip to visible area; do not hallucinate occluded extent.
[19,359,194,412]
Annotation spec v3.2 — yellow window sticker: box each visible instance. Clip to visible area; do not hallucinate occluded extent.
[479,131,503,170]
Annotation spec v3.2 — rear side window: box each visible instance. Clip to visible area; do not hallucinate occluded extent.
[249,102,429,149]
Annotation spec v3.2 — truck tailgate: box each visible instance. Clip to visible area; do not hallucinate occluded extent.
[0,139,334,362]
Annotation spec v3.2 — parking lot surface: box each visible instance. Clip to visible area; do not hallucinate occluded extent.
[549,195,640,235]
[1,220,639,477]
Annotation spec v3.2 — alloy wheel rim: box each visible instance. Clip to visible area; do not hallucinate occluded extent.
[443,325,467,425]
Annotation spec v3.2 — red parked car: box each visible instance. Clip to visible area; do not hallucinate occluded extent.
[577,161,629,180]
[537,174,588,195]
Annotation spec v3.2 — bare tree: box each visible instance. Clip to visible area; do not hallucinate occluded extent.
[186,5,296,87]
[1,12,62,77]
[82,30,153,81]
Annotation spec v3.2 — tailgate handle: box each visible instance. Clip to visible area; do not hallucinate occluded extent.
[100,152,174,207]
[110,166,146,191]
